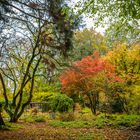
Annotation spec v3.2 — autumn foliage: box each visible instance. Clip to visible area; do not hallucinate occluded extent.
[60,51,123,114]
[60,51,123,94]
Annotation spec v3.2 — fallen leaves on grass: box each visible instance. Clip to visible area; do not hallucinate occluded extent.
[0,122,140,140]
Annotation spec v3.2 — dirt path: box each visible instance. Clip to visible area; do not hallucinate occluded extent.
[0,122,140,140]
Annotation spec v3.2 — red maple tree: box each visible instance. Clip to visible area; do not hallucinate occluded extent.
[60,51,123,114]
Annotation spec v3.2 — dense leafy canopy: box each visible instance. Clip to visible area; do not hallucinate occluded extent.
[60,51,124,114]
[76,0,140,43]
[60,51,122,94]
[105,43,140,113]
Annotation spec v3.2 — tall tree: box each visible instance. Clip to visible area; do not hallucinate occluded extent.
[60,51,123,114]
[0,0,79,122]
[71,28,108,61]
[105,43,140,113]
[76,0,140,43]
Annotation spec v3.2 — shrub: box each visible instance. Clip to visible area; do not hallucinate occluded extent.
[34,115,46,122]
[81,107,91,113]
[33,85,61,102]
[29,107,39,115]
[33,91,55,102]
[114,114,140,127]
[50,120,94,128]
[49,94,74,113]
[59,112,75,122]
[0,122,23,130]
[21,113,46,123]
[74,103,82,112]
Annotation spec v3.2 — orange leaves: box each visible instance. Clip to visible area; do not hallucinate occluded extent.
[60,51,123,95]
[60,69,78,87]
[74,51,115,78]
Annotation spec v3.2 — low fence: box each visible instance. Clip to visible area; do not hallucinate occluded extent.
[28,102,50,112]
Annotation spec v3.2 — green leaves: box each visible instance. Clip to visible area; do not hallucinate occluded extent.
[49,94,74,113]
[76,0,140,43]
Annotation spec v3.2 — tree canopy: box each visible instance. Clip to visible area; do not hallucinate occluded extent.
[0,0,80,122]
[76,0,140,43]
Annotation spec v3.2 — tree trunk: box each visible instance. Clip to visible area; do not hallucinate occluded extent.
[91,105,96,115]
[117,94,129,114]
[0,112,5,126]
[9,116,18,123]
[0,103,5,126]
[87,94,96,115]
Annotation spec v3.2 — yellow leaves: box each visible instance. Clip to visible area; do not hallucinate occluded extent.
[128,45,140,61]
[105,43,140,70]
[104,43,140,91]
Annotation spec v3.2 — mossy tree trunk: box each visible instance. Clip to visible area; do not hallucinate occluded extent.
[87,93,99,115]
[0,104,5,126]
[0,114,5,126]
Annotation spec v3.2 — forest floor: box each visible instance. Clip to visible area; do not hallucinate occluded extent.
[0,122,140,140]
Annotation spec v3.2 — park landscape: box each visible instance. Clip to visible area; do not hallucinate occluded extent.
[0,0,140,140]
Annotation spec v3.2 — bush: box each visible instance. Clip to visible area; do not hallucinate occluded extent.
[98,114,140,128]
[50,120,94,128]
[34,115,46,122]
[114,114,140,127]
[59,112,75,122]
[0,122,23,130]
[21,114,46,122]
[81,107,91,113]
[33,91,55,102]
[49,113,140,129]
[49,94,74,113]
[33,84,61,102]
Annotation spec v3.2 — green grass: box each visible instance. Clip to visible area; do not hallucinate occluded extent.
[2,109,140,130]
[21,114,46,123]
[50,114,109,129]
[50,113,140,129]
[77,132,104,140]
[1,112,139,140]
[112,114,140,128]
[0,122,24,131]
[50,120,95,128]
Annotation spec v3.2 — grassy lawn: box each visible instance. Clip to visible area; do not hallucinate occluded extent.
[0,111,140,140]
[0,121,140,140]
